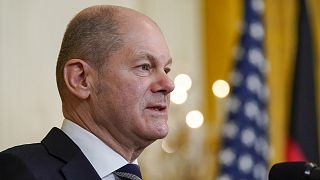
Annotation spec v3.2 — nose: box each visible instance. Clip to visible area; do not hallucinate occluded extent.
[151,72,175,95]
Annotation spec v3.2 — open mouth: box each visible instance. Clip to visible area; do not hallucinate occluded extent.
[146,105,166,111]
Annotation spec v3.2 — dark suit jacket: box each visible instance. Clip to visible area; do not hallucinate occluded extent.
[0,127,101,180]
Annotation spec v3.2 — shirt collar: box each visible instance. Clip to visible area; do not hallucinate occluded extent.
[61,119,138,179]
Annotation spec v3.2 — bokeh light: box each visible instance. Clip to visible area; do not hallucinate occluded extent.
[170,87,188,104]
[186,110,204,128]
[161,140,176,154]
[174,74,192,91]
[212,80,230,98]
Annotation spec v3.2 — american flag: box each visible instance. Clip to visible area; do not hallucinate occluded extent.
[217,0,269,180]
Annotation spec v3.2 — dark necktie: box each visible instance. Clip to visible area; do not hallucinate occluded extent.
[114,164,142,180]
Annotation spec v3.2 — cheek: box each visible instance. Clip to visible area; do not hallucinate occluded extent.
[124,77,147,96]
[103,71,150,115]
[115,80,147,108]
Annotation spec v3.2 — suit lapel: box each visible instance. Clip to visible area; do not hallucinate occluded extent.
[41,128,101,180]
[61,154,101,180]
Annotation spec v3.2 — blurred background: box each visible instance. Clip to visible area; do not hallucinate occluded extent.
[1,0,320,179]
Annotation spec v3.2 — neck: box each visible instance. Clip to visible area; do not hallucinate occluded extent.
[62,103,149,162]
[95,127,145,162]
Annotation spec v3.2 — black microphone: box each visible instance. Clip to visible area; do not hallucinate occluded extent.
[269,161,320,180]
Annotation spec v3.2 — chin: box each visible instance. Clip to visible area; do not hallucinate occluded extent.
[143,117,169,139]
[152,125,169,140]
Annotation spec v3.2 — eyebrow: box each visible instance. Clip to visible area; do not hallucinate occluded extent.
[135,51,172,66]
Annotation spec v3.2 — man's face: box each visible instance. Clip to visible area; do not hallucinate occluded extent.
[91,19,174,147]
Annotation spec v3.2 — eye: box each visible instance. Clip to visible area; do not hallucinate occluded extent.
[133,63,153,77]
[140,64,151,71]
[164,67,171,74]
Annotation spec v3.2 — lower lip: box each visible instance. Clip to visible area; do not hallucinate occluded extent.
[146,108,167,114]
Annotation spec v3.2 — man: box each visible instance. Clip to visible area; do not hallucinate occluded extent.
[0,5,174,180]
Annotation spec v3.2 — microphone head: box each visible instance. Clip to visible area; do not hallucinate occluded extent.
[269,161,314,180]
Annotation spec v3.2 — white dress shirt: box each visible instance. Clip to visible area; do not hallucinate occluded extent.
[61,119,138,180]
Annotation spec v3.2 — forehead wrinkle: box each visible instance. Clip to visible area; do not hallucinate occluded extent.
[131,49,172,66]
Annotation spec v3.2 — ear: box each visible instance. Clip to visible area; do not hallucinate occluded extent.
[63,59,95,99]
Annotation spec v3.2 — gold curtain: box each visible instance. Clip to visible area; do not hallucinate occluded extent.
[265,0,297,163]
[203,0,320,178]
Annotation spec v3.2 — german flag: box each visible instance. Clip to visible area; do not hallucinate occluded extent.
[286,0,319,164]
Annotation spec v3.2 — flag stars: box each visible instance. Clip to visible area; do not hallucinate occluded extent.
[241,128,256,147]
[223,121,239,139]
[262,142,269,160]
[257,110,268,129]
[231,70,243,87]
[238,154,254,173]
[254,137,269,159]
[246,74,262,95]
[219,148,236,166]
[246,74,268,103]
[228,96,242,113]
[254,137,263,154]
[253,163,267,180]
[251,0,264,14]
[249,22,264,40]
[248,48,265,71]
[244,100,260,120]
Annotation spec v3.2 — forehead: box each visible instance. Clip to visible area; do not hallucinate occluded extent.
[121,22,171,60]
[102,11,172,66]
